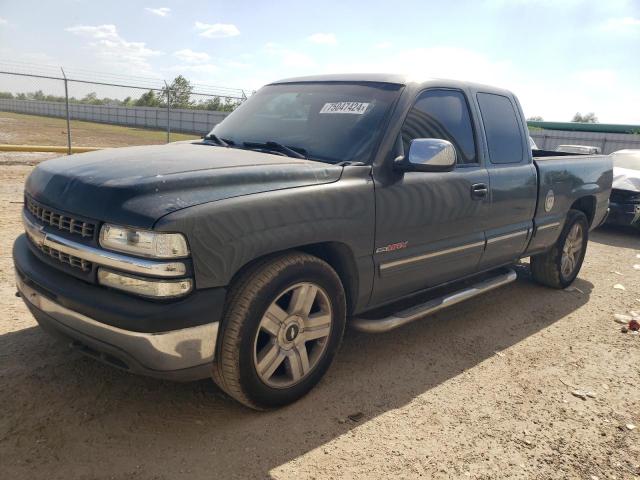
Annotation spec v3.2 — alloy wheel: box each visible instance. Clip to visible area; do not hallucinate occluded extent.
[561,223,584,279]
[253,282,333,388]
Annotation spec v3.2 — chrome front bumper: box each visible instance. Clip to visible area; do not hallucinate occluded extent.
[16,273,218,380]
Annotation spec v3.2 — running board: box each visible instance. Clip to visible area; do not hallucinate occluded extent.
[351,268,517,333]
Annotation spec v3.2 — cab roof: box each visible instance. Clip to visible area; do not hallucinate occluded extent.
[268,73,513,97]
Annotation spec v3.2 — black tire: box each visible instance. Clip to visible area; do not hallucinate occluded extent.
[531,209,589,289]
[211,252,346,410]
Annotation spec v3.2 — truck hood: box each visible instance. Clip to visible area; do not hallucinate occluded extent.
[612,167,640,193]
[25,142,343,228]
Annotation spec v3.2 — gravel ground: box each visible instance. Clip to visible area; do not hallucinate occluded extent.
[0,152,639,480]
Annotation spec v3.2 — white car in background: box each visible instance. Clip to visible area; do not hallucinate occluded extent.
[555,144,601,155]
[606,149,640,228]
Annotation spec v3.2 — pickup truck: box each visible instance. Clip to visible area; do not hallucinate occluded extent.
[14,74,612,409]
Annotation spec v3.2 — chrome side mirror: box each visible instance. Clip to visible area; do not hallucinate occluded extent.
[394,138,457,172]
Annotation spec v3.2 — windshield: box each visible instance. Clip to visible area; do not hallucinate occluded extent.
[210,82,402,164]
[612,150,640,170]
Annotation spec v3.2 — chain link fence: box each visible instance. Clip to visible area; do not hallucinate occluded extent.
[0,61,248,152]
[529,129,640,155]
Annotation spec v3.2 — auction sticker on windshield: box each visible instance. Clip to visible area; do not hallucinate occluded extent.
[319,102,370,114]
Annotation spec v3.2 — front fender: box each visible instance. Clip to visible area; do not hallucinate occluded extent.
[154,167,375,292]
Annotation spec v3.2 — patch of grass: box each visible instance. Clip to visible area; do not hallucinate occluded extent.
[0,111,200,147]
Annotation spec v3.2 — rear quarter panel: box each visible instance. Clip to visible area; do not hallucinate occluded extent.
[526,154,613,254]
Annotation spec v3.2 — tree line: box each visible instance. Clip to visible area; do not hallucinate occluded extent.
[0,75,241,112]
[527,112,599,124]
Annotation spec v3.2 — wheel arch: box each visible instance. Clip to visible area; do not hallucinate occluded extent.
[226,241,360,316]
[569,195,597,227]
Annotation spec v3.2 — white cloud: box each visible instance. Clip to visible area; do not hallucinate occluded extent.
[0,49,56,64]
[514,71,640,123]
[222,59,251,69]
[264,42,315,69]
[66,24,118,39]
[374,41,392,49]
[325,47,511,86]
[486,0,629,7]
[281,51,315,68]
[601,16,640,31]
[145,7,170,17]
[194,22,240,39]
[173,48,210,64]
[308,33,337,45]
[571,69,618,87]
[0,17,8,25]
[318,45,639,122]
[165,64,218,74]
[65,24,162,75]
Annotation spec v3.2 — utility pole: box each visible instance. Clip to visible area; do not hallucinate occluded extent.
[61,68,72,154]
[164,80,171,143]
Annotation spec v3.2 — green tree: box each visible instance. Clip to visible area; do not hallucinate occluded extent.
[163,75,193,109]
[134,89,161,107]
[81,92,109,105]
[196,96,223,111]
[28,90,46,101]
[571,112,598,123]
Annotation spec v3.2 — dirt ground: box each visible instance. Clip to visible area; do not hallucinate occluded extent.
[0,152,639,480]
[0,112,198,148]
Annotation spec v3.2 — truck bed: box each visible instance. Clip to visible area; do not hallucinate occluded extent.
[532,149,581,158]
[532,153,612,228]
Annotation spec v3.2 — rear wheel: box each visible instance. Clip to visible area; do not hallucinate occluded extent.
[531,209,589,288]
[211,252,346,409]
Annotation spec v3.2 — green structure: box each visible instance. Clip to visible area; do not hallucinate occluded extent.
[527,121,640,135]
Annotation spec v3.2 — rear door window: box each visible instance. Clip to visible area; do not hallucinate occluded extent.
[477,93,525,164]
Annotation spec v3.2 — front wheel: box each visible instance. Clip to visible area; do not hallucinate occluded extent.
[531,209,589,289]
[211,252,346,410]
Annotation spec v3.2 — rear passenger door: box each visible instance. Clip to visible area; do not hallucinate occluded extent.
[475,92,537,269]
[371,88,490,305]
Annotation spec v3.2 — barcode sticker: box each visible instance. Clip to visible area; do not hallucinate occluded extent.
[319,102,370,114]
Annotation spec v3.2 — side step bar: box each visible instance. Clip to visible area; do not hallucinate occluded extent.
[351,268,517,333]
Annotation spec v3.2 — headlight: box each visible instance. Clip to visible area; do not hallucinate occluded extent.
[99,224,189,259]
[98,268,193,298]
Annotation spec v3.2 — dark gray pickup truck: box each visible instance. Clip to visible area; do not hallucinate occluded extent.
[14,74,612,409]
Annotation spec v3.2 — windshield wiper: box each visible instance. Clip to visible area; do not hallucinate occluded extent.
[202,133,232,147]
[243,141,307,159]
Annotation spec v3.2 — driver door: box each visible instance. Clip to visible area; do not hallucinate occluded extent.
[370,88,489,306]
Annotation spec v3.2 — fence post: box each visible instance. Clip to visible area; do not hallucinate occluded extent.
[61,68,72,154]
[164,81,171,143]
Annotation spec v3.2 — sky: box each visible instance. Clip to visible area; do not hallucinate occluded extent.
[0,0,639,123]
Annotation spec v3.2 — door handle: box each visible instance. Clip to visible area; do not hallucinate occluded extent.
[471,183,488,199]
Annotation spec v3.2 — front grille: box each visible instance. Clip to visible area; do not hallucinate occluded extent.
[26,196,96,239]
[38,243,93,272]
